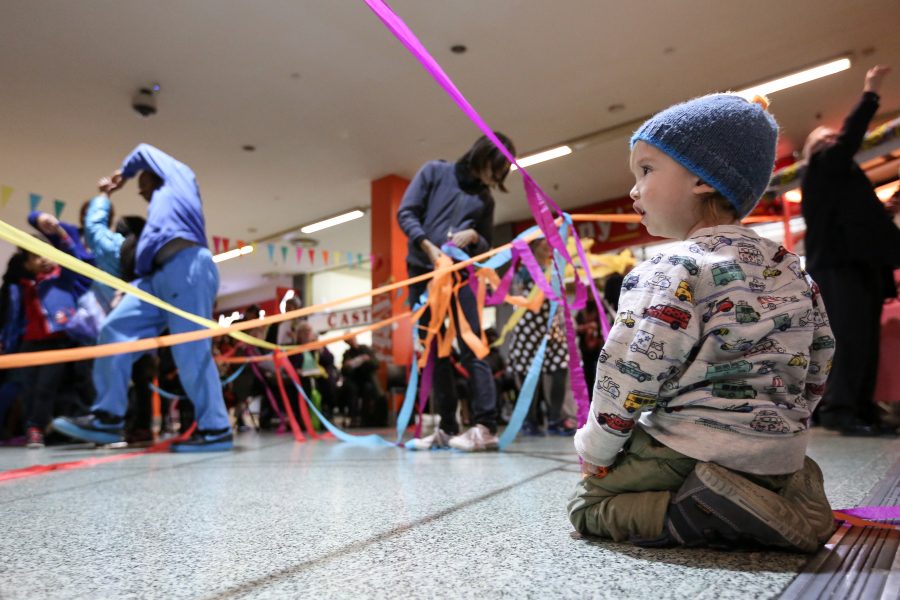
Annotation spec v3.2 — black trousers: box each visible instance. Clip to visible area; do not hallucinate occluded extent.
[21,338,94,428]
[410,276,497,435]
[808,264,884,425]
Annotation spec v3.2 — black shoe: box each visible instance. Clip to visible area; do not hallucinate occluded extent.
[664,463,818,553]
[170,428,234,453]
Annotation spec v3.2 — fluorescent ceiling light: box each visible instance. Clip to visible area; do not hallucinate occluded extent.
[876,180,899,201]
[736,57,851,99]
[509,145,572,171]
[300,209,365,234]
[213,244,254,264]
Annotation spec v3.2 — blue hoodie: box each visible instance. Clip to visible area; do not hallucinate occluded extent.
[83,194,124,311]
[119,144,209,277]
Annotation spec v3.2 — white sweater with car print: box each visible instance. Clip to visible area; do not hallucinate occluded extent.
[574,225,834,475]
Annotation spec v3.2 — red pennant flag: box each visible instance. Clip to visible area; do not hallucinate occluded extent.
[236,240,245,249]
[296,247,303,264]
[322,250,329,265]
[222,238,230,252]
[308,249,316,264]
[212,236,221,254]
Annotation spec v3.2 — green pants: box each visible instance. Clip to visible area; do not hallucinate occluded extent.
[567,427,790,542]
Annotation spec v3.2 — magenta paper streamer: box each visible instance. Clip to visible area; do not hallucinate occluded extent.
[363,0,601,426]
[838,506,900,521]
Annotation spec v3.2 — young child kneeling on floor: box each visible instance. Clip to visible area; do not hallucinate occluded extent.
[568,93,837,553]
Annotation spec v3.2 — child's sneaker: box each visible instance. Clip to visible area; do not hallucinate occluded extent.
[665,462,818,553]
[779,456,836,544]
[170,428,234,453]
[406,429,452,450]
[52,413,125,445]
[25,427,44,449]
[448,424,499,452]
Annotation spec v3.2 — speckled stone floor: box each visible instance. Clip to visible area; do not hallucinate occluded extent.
[0,428,896,600]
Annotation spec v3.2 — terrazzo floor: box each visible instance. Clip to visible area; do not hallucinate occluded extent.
[0,428,897,600]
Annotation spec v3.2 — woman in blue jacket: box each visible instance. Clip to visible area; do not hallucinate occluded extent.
[399,133,515,452]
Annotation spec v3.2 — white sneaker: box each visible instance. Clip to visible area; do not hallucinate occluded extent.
[406,429,452,451]
[448,424,499,452]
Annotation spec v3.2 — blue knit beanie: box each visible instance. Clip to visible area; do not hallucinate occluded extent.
[630,94,779,218]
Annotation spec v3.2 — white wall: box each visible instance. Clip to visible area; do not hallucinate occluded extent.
[311,267,373,363]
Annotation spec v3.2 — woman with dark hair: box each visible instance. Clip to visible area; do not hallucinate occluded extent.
[398,132,516,451]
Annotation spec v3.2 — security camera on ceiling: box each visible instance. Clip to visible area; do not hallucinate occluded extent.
[132,84,160,117]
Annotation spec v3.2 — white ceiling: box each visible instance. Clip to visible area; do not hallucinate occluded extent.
[1,0,898,299]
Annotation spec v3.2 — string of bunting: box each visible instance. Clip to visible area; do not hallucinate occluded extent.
[209,235,374,269]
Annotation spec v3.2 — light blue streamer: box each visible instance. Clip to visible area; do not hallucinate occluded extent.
[147,363,247,401]
[292,380,396,448]
[498,302,558,449]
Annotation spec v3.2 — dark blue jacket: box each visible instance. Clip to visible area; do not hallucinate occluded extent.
[2,217,94,352]
[120,144,209,277]
[397,160,495,274]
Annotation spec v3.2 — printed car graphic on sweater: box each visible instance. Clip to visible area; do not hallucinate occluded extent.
[615,359,652,382]
[711,261,745,285]
[749,410,790,433]
[595,412,635,436]
[623,390,658,413]
[630,330,665,360]
[668,255,700,275]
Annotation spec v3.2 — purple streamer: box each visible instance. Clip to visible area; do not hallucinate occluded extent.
[838,505,900,521]
[413,348,436,438]
[363,0,598,429]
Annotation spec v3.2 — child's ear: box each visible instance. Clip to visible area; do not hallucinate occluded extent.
[693,179,716,195]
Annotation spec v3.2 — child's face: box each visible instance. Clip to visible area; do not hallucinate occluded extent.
[629,142,711,240]
[24,253,54,275]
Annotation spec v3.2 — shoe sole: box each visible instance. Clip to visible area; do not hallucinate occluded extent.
[783,457,836,544]
[170,440,234,453]
[52,419,123,445]
[693,463,818,553]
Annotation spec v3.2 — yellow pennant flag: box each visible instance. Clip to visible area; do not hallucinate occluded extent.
[0,186,12,208]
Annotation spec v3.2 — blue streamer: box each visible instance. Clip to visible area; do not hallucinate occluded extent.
[148,363,248,401]
[292,380,396,448]
[498,302,558,449]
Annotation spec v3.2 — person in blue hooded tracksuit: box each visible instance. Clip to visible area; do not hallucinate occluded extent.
[53,143,232,451]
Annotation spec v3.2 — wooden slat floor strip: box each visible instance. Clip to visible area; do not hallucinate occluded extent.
[780,460,900,600]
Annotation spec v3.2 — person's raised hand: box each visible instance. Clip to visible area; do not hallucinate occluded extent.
[35,213,62,237]
[103,170,125,194]
[864,65,890,94]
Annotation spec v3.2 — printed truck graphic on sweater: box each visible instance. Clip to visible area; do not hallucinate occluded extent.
[746,337,787,356]
[737,243,764,265]
[647,272,672,290]
[799,309,827,328]
[772,313,792,331]
[630,330,665,360]
[642,304,691,330]
[623,274,640,291]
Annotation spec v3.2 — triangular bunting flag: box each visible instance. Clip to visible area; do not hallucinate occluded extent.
[267,243,275,262]
[369,253,376,267]
[346,251,354,266]
[308,249,316,264]
[236,240,245,250]
[222,238,230,252]
[296,247,303,264]
[213,237,222,254]
[280,246,288,263]
[335,253,342,265]
[357,253,363,266]
[29,193,42,212]
[0,185,12,208]
[53,200,65,219]
[322,250,329,265]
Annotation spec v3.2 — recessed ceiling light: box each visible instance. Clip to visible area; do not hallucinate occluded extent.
[290,72,301,79]
[242,145,256,152]
[608,103,625,113]
[663,47,676,55]
[247,227,258,234]
[451,44,467,54]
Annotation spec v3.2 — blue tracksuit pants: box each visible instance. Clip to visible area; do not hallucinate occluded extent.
[91,247,230,431]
